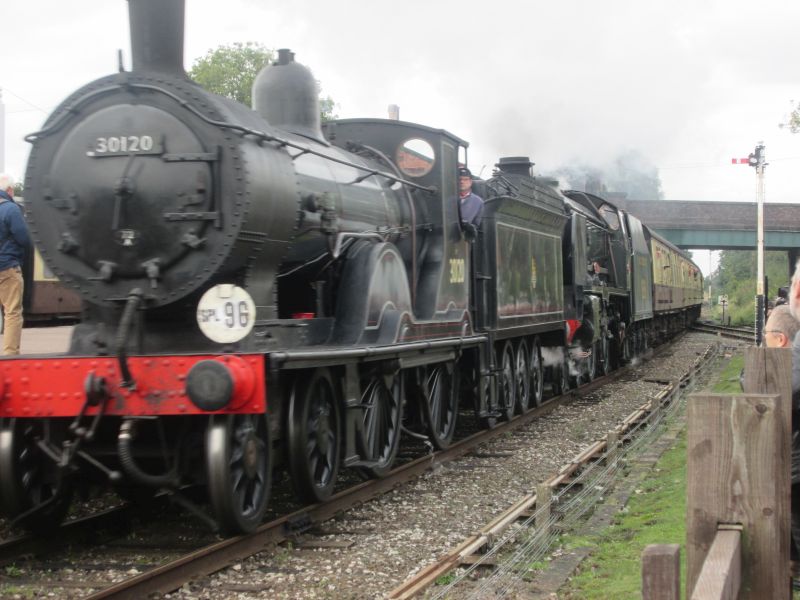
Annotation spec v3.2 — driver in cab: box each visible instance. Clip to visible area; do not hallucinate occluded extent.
[458,167,483,239]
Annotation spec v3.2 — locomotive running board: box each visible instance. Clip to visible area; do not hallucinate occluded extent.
[270,335,488,370]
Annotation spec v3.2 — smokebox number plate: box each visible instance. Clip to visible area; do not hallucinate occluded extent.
[197,284,256,344]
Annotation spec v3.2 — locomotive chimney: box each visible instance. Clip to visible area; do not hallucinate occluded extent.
[496,156,534,177]
[128,0,186,76]
[252,49,325,143]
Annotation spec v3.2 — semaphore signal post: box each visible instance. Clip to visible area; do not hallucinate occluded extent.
[732,143,767,345]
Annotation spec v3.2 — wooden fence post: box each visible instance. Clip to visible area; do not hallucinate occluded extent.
[741,345,793,597]
[606,430,618,464]
[642,544,680,600]
[687,388,790,598]
[536,483,551,535]
[742,346,792,400]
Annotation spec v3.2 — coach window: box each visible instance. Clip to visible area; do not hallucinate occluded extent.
[396,138,435,177]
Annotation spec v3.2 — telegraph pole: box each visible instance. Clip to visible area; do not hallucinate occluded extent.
[751,143,767,345]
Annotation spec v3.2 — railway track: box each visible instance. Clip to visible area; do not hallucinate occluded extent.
[389,337,721,598]
[0,332,722,599]
[0,504,134,567]
[691,322,755,342]
[84,371,630,599]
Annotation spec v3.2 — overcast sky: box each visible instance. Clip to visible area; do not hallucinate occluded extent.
[2,0,798,275]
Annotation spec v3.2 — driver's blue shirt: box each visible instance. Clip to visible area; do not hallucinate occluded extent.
[460,192,483,226]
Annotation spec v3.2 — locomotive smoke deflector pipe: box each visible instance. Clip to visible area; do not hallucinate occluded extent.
[128,0,186,76]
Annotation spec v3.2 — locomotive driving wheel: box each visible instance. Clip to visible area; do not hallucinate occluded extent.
[287,369,342,503]
[357,372,403,478]
[598,333,611,376]
[529,337,544,408]
[514,339,531,414]
[206,413,271,534]
[421,362,458,449]
[0,419,73,534]
[497,342,516,421]
[476,370,499,430]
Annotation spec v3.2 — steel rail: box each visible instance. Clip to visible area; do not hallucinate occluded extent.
[387,337,719,598]
[0,504,135,566]
[84,354,637,599]
[690,323,753,342]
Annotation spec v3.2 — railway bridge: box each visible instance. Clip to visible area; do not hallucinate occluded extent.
[617,199,800,275]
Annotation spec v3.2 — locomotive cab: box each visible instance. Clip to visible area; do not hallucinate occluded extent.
[322,119,472,323]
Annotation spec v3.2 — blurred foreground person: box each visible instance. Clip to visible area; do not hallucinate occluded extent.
[785,259,800,564]
[765,305,800,349]
[0,174,31,355]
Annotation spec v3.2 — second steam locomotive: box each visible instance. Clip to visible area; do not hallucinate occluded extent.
[0,0,702,534]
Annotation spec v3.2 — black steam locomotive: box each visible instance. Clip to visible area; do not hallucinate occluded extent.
[0,0,702,534]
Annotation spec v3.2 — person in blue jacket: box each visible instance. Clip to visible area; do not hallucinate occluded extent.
[458,167,483,227]
[0,174,31,355]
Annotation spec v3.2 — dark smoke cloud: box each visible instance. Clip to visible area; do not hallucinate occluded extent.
[549,150,664,201]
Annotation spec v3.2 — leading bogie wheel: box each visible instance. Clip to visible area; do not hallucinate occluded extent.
[0,418,74,535]
[357,371,403,478]
[287,368,342,503]
[421,362,459,450]
[206,413,271,534]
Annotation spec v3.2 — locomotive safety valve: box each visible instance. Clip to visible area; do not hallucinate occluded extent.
[185,356,257,412]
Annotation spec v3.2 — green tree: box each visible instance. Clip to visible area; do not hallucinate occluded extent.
[780,100,800,133]
[189,42,272,107]
[188,42,337,120]
[319,96,337,121]
[708,250,789,324]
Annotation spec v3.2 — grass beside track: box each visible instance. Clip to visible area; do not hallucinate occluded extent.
[556,434,687,599]
[556,350,799,599]
[711,354,744,393]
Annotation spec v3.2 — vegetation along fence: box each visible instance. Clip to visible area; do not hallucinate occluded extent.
[642,346,792,599]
